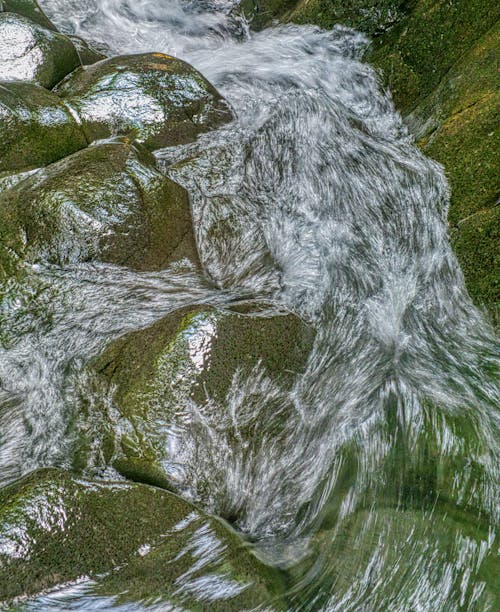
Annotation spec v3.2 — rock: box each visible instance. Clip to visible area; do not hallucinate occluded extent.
[0,12,80,88]
[0,468,284,608]
[87,305,315,495]
[56,53,234,149]
[69,34,107,66]
[0,0,57,31]
[0,81,87,173]
[0,138,200,283]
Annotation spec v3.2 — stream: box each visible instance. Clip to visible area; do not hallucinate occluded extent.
[0,0,498,609]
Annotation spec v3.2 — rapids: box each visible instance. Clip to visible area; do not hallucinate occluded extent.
[0,0,498,609]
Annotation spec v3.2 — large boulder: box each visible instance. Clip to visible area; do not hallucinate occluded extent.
[56,53,234,149]
[0,0,57,31]
[0,12,80,88]
[0,468,284,608]
[0,138,200,284]
[69,34,107,66]
[85,305,315,497]
[0,81,87,173]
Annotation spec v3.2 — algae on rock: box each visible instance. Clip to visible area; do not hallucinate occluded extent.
[0,12,80,88]
[56,53,234,149]
[0,468,285,609]
[84,305,315,497]
[0,138,200,286]
[0,81,87,173]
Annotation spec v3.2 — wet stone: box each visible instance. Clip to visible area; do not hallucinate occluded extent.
[56,53,234,149]
[0,0,57,31]
[0,80,87,173]
[0,468,285,608]
[0,138,200,282]
[87,305,315,494]
[0,12,80,88]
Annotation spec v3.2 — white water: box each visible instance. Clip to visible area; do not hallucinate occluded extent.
[0,0,498,609]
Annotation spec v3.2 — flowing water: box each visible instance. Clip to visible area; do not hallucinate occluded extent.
[1,0,498,609]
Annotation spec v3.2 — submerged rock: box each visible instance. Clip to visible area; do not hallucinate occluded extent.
[0,12,80,88]
[0,81,87,173]
[0,0,57,31]
[0,468,284,608]
[86,305,315,494]
[0,138,199,282]
[56,53,234,149]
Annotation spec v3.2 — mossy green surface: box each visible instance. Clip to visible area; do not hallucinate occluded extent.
[0,81,87,174]
[0,468,285,608]
[89,305,315,491]
[0,0,57,31]
[0,139,200,279]
[0,12,80,89]
[56,53,234,149]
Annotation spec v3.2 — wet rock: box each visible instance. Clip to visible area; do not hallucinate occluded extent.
[0,81,87,173]
[0,468,284,608]
[0,138,199,282]
[88,305,315,492]
[0,0,57,31]
[69,34,107,66]
[56,53,234,149]
[0,12,80,88]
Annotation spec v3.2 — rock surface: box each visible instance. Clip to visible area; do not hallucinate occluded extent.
[0,468,284,608]
[0,80,87,173]
[0,138,199,284]
[0,0,57,31]
[86,305,315,492]
[0,12,80,88]
[56,53,234,149]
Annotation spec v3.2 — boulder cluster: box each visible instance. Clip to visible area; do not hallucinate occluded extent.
[0,1,312,607]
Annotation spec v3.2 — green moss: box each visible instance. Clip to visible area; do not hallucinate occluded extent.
[451,206,499,322]
[0,13,80,89]
[288,0,414,35]
[56,53,233,149]
[0,81,87,174]
[1,0,57,31]
[86,305,315,492]
[0,468,285,607]
[0,139,199,275]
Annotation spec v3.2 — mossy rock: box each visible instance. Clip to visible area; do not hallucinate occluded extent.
[286,0,414,35]
[0,81,87,173]
[87,305,315,497]
[69,34,107,66]
[0,468,285,608]
[56,53,234,150]
[451,206,499,324]
[0,138,200,284]
[0,12,80,88]
[0,0,57,31]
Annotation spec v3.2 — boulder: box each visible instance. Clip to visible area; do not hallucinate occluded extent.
[0,81,87,173]
[0,12,80,88]
[0,468,284,608]
[87,305,315,494]
[0,0,57,31]
[0,138,200,283]
[56,53,233,149]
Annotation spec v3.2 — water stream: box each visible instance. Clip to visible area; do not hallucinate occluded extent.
[1,0,498,609]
